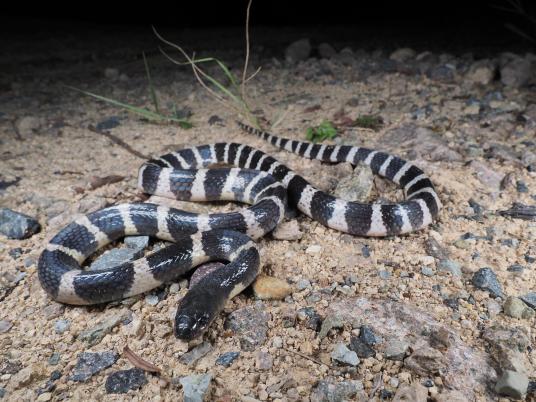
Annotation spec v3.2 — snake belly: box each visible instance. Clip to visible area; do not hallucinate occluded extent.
[38,122,441,340]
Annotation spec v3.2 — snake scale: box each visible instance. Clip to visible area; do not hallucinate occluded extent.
[38,122,441,340]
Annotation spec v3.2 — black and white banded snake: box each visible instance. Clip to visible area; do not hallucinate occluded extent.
[38,122,441,340]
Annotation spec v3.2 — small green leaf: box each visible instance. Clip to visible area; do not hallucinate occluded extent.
[305,120,337,143]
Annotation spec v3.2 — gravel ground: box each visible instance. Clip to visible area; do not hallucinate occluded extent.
[0,28,535,401]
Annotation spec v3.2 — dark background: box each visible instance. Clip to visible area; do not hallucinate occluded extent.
[1,1,535,53]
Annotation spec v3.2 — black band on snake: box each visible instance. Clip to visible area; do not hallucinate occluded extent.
[38,123,441,340]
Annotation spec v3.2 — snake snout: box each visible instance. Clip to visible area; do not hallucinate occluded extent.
[174,311,211,340]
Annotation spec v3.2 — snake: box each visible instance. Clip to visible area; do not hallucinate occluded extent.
[38,122,441,340]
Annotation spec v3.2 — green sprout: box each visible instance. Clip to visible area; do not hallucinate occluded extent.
[306,120,338,143]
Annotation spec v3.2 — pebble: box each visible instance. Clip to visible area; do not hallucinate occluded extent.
[318,314,344,339]
[295,278,312,291]
[318,42,336,59]
[95,116,121,131]
[89,248,143,271]
[0,320,12,334]
[252,275,292,300]
[179,374,212,402]
[421,267,435,277]
[495,370,529,399]
[77,311,129,346]
[305,244,322,254]
[465,60,495,85]
[437,259,462,277]
[349,336,375,358]
[378,270,391,280]
[255,350,273,370]
[404,346,446,376]
[507,264,525,273]
[215,351,240,367]
[331,343,360,366]
[105,368,147,394]
[224,303,269,351]
[285,38,311,64]
[503,297,535,319]
[15,116,42,136]
[472,267,503,298]
[48,353,61,366]
[145,294,159,306]
[359,325,380,345]
[296,307,322,330]
[516,181,528,193]
[499,203,536,221]
[500,57,531,88]
[384,338,409,361]
[179,342,212,366]
[124,235,149,250]
[424,238,449,260]
[333,162,374,202]
[207,115,223,126]
[310,379,364,402]
[42,303,65,320]
[54,319,70,334]
[70,351,119,382]
[8,247,23,259]
[272,220,303,240]
[389,47,416,63]
[392,383,428,402]
[486,299,502,317]
[519,292,536,309]
[469,160,504,191]
[0,208,41,239]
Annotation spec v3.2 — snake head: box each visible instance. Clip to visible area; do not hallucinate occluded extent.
[174,286,225,340]
[174,310,212,340]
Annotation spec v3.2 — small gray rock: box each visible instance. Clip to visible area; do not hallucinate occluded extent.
[15,116,42,136]
[54,319,70,334]
[503,296,534,319]
[349,336,375,358]
[333,162,373,203]
[311,379,364,402]
[224,303,269,351]
[179,374,212,402]
[0,320,12,334]
[501,57,531,88]
[520,292,536,309]
[215,351,239,367]
[0,208,41,239]
[331,343,360,366]
[384,338,409,361]
[285,38,311,64]
[437,259,462,277]
[318,43,336,59]
[359,325,380,345]
[179,342,212,366]
[495,370,529,399]
[421,267,435,277]
[296,278,312,291]
[48,353,61,366]
[70,351,119,382]
[78,312,128,346]
[255,350,273,370]
[89,248,143,271]
[145,294,159,306]
[318,314,344,339]
[389,47,416,63]
[124,236,149,251]
[472,267,503,298]
[105,368,147,394]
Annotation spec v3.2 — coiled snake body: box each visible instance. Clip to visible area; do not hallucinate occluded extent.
[38,123,441,339]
